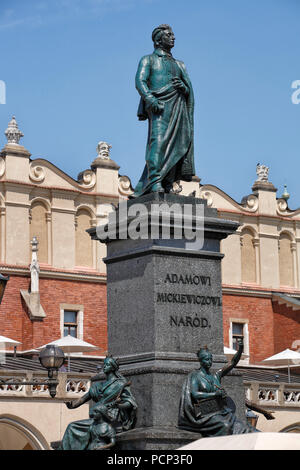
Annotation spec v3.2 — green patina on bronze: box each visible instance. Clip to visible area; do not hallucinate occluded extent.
[178,340,259,436]
[133,24,195,197]
[60,356,137,450]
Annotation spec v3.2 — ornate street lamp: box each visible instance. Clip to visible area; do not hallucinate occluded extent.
[0,345,65,398]
[39,344,65,398]
[0,273,9,304]
[246,408,259,428]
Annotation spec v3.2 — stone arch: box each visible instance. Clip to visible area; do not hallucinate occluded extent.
[75,207,95,268]
[279,231,295,287]
[0,415,49,450]
[29,199,50,264]
[29,197,51,213]
[280,422,300,433]
[240,226,258,284]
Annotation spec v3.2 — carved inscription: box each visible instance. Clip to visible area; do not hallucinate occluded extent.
[164,273,211,286]
[157,292,221,306]
[158,273,220,328]
[170,315,210,328]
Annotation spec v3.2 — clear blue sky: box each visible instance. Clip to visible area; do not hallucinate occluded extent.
[0,0,299,206]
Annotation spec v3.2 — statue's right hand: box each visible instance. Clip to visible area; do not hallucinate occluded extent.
[151,99,164,114]
[215,389,227,398]
[65,401,74,409]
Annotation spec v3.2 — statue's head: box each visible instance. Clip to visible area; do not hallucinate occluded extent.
[152,24,175,50]
[103,355,119,373]
[97,141,111,159]
[197,346,213,369]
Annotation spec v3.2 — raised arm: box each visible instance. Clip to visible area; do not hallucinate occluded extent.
[219,338,244,378]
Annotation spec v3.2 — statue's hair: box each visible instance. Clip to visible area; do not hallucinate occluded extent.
[197,345,211,360]
[152,24,172,47]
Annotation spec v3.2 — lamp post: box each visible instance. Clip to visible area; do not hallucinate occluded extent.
[39,344,65,398]
[246,408,259,428]
[0,345,65,398]
[0,273,65,398]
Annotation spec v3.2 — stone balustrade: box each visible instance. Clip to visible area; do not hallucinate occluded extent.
[0,370,91,399]
[1,371,300,409]
[245,381,300,408]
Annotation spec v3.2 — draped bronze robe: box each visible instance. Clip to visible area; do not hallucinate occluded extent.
[178,369,257,436]
[133,48,195,197]
[60,376,137,450]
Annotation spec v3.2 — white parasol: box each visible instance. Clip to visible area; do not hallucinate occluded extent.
[37,335,99,371]
[261,348,300,383]
[0,335,21,363]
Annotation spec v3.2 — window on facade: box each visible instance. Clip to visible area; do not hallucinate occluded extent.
[232,322,244,352]
[241,229,256,284]
[63,311,78,337]
[279,233,294,287]
[75,209,93,267]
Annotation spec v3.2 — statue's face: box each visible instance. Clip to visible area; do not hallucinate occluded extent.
[199,352,213,370]
[103,358,114,374]
[98,142,110,157]
[160,29,175,49]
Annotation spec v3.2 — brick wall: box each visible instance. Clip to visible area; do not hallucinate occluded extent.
[273,300,300,353]
[0,275,107,355]
[223,293,300,363]
[2,275,300,364]
[223,294,275,363]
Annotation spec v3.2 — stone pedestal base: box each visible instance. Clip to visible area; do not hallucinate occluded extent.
[88,193,246,450]
[115,426,202,451]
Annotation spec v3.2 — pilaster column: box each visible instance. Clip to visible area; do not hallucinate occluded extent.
[0,206,6,263]
[253,237,260,285]
[46,212,52,265]
[291,241,298,288]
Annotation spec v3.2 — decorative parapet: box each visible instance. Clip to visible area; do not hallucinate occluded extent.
[77,169,96,189]
[277,198,289,215]
[29,163,45,183]
[118,175,134,198]
[66,378,90,395]
[258,386,279,404]
[199,189,213,207]
[244,381,300,408]
[241,194,259,213]
[0,370,91,399]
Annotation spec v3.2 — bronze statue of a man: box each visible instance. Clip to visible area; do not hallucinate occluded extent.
[132,24,195,197]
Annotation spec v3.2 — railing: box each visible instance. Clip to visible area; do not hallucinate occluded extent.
[244,381,300,408]
[0,370,91,399]
[1,370,300,408]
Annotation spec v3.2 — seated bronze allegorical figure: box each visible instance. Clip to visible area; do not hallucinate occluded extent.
[60,356,137,450]
[178,339,260,436]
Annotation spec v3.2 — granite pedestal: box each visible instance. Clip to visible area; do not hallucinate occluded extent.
[88,193,246,450]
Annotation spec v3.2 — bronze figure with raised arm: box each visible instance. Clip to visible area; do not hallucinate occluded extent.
[178,339,263,436]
